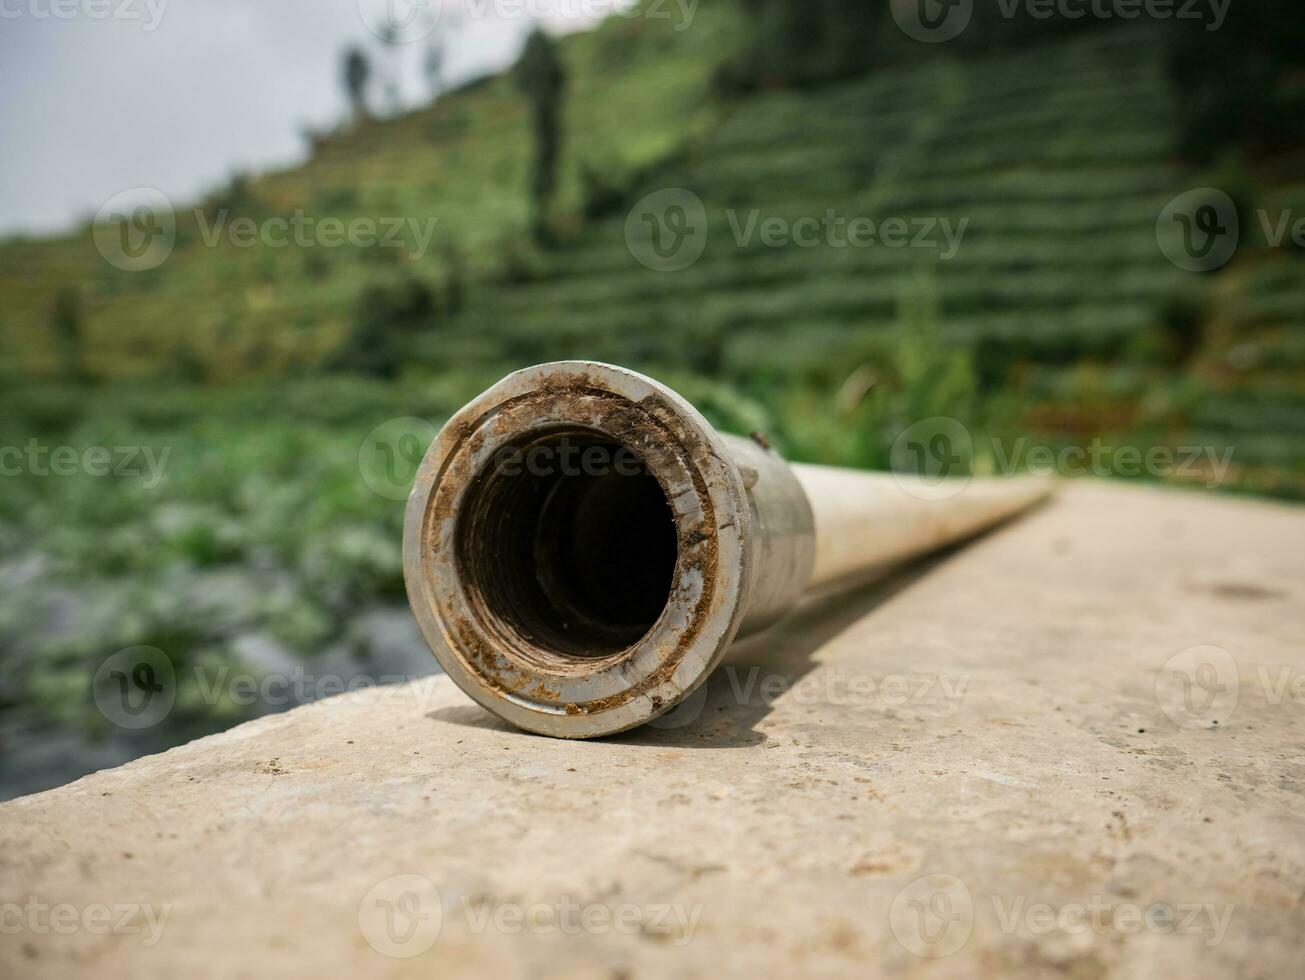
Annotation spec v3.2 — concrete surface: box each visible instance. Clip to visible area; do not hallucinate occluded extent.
[2,481,1303,978]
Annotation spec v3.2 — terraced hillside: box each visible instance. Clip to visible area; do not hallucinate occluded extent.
[1,16,1303,494]
[436,25,1305,495]
[483,36,1174,319]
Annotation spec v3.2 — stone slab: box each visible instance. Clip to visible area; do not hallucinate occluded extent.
[2,482,1303,978]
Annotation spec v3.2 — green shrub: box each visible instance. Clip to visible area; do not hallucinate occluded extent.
[1168,1,1305,163]
[722,0,882,92]
[332,275,438,377]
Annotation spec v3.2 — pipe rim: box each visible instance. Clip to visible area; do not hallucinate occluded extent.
[403,361,752,737]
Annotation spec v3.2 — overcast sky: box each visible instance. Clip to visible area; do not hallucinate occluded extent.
[0,0,611,236]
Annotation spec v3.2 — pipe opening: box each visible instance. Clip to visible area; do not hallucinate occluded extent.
[455,428,678,661]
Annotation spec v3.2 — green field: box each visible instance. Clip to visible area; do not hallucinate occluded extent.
[2,8,1303,795]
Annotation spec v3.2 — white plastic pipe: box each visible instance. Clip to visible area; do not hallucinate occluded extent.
[404,362,1054,738]
[792,465,1053,588]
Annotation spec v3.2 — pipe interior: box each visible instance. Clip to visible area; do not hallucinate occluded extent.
[455,428,678,660]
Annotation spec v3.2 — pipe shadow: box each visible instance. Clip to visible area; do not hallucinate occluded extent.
[421,573,909,747]
[426,702,519,733]
[611,496,1054,749]
[425,497,1053,747]
[608,550,946,750]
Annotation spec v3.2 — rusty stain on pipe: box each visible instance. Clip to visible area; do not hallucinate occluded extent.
[403,361,1052,738]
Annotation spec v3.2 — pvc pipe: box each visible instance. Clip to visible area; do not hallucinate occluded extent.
[792,464,1053,588]
[404,362,1052,738]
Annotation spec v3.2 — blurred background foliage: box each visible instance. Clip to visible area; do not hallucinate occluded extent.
[2,0,1304,796]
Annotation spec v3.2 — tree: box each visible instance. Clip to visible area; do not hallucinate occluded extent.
[424,38,445,100]
[424,10,462,101]
[51,285,87,381]
[513,29,566,245]
[343,46,371,122]
[379,26,404,116]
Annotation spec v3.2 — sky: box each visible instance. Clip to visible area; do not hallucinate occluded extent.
[0,0,613,237]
